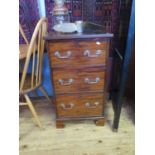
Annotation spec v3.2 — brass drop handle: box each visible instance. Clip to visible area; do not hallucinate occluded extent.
[58,79,74,86]
[60,103,74,110]
[55,51,72,59]
[84,77,100,84]
[83,50,103,58]
[85,102,100,108]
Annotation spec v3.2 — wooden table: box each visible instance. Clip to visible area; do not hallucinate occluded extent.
[19,44,29,60]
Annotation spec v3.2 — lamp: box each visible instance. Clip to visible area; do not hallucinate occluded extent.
[52,0,70,26]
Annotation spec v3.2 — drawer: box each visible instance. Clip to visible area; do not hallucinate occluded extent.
[52,67,105,94]
[48,41,108,67]
[78,41,108,65]
[56,93,104,117]
[49,42,78,67]
[79,67,105,92]
[52,69,78,93]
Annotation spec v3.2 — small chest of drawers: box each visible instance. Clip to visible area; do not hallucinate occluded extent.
[45,22,113,128]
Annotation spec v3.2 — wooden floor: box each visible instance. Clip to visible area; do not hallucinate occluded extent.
[19,98,135,155]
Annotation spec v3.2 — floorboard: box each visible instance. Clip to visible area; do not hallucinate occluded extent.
[19,98,135,155]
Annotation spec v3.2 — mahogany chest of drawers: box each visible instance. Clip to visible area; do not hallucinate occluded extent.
[45,22,113,128]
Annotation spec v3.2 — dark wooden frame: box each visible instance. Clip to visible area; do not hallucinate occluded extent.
[112,0,135,131]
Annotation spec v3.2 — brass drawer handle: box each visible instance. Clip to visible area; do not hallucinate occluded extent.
[58,79,74,86]
[54,51,71,59]
[83,50,103,58]
[60,103,74,110]
[85,102,100,108]
[84,77,100,84]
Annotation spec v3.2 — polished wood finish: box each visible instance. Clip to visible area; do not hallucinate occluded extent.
[49,42,78,67]
[52,67,105,94]
[95,118,105,126]
[78,67,105,92]
[56,93,104,117]
[49,41,108,67]
[53,69,78,93]
[77,41,108,66]
[56,120,65,128]
[45,22,113,128]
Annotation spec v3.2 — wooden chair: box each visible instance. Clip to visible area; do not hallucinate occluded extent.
[19,17,51,128]
[19,24,29,45]
[19,24,29,59]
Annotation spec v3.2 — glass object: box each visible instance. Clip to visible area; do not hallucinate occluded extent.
[75,20,83,33]
[52,0,70,26]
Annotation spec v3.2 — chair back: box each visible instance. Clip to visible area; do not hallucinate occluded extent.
[19,24,29,45]
[20,17,48,93]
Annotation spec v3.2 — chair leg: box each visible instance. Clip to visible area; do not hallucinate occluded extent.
[24,94,42,128]
[39,86,52,104]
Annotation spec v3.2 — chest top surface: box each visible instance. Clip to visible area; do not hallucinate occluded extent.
[44,22,113,41]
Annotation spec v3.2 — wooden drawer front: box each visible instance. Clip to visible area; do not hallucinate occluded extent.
[78,41,108,65]
[56,93,104,117]
[53,70,78,93]
[80,93,104,117]
[56,95,81,117]
[79,68,105,91]
[53,68,105,93]
[48,41,108,67]
[49,42,78,67]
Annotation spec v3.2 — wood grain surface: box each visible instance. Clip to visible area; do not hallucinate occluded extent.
[47,39,110,126]
[56,93,104,117]
[48,41,108,67]
[19,99,135,155]
[52,67,105,94]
